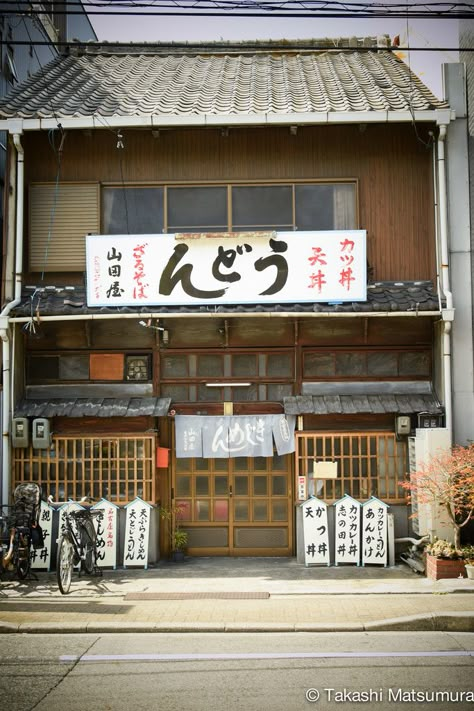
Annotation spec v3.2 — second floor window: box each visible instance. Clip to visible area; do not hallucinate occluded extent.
[102,182,357,234]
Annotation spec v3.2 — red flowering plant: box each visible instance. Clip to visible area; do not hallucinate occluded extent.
[400,443,474,551]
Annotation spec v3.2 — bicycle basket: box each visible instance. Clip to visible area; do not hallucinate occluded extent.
[10,483,42,529]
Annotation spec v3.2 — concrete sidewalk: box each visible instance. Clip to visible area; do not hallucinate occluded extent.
[1,557,474,633]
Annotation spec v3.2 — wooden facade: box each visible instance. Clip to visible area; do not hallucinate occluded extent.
[6,117,442,558]
[23,123,436,282]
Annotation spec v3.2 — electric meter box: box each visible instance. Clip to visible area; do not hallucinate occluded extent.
[12,417,29,448]
[32,418,51,449]
[395,415,411,436]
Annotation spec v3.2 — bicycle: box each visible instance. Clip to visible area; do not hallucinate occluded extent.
[49,496,102,594]
[1,483,43,581]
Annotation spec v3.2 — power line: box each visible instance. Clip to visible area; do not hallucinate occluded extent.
[2,0,474,17]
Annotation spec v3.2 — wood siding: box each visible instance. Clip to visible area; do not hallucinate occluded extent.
[23,123,436,282]
[25,316,434,353]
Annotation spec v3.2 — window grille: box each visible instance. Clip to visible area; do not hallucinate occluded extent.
[295,432,407,503]
[12,435,156,505]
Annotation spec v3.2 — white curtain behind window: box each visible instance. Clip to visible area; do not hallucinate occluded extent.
[333,184,356,229]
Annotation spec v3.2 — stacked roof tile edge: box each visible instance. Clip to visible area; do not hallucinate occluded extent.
[11,282,441,317]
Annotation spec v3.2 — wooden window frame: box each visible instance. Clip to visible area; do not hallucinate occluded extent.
[101,180,359,234]
[302,347,432,381]
[295,431,407,504]
[160,349,295,403]
[12,434,156,505]
[26,351,153,384]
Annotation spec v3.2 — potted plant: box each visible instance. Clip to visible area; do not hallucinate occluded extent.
[462,544,474,580]
[159,503,188,562]
[400,443,474,579]
[171,529,188,562]
[424,538,466,580]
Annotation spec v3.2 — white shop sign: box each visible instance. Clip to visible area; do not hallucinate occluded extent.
[301,497,330,567]
[31,501,54,571]
[362,496,389,567]
[123,498,153,568]
[86,231,366,306]
[92,499,119,569]
[333,495,361,566]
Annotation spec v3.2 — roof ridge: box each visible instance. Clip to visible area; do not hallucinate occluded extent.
[63,35,391,57]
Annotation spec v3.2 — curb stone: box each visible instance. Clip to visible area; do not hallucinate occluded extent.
[2,615,474,634]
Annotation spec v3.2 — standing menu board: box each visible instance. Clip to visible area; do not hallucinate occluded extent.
[123,497,153,568]
[362,496,389,567]
[333,495,361,566]
[300,497,330,567]
[31,500,54,571]
[93,499,119,569]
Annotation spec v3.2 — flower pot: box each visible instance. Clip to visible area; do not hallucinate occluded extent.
[465,564,474,580]
[170,550,186,563]
[426,554,466,581]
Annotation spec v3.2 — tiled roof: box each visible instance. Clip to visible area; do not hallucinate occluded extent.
[0,41,447,120]
[11,281,441,318]
[284,393,443,415]
[14,397,171,418]
[284,382,443,415]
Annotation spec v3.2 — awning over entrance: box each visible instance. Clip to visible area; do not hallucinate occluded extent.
[283,381,443,415]
[13,397,171,418]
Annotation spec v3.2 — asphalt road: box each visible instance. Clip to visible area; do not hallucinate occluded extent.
[1,631,474,711]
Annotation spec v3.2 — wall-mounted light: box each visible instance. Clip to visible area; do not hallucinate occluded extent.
[205,382,251,387]
[289,125,298,136]
[138,318,169,346]
[139,319,164,332]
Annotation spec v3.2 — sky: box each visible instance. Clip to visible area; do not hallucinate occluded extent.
[85,1,460,98]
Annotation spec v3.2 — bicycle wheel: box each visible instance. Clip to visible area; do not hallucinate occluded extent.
[56,534,74,594]
[16,533,31,580]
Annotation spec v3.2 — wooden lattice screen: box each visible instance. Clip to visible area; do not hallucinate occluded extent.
[12,435,156,505]
[295,432,407,503]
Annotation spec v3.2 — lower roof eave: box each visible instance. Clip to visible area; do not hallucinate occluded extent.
[1,109,453,134]
[8,310,442,323]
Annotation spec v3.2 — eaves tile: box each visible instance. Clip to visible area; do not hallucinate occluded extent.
[9,281,441,319]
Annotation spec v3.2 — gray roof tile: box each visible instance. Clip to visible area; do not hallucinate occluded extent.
[11,281,441,318]
[284,393,443,415]
[0,43,447,120]
[14,397,171,418]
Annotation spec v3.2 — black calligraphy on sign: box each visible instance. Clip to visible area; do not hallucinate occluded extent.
[159,237,289,299]
[31,502,53,569]
[334,496,361,565]
[105,246,124,298]
[125,508,137,562]
[362,499,388,566]
[123,500,151,568]
[93,503,117,568]
[301,498,330,567]
[95,510,106,562]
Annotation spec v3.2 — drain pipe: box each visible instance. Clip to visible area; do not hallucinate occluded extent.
[0,131,24,506]
[437,123,454,438]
